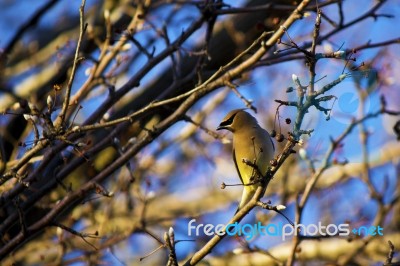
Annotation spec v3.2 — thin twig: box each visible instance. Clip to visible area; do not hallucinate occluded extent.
[55,0,87,129]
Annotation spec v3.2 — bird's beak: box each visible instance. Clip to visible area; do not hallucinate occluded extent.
[216,124,228,131]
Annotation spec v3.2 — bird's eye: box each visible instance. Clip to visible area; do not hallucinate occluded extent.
[221,113,236,126]
[226,116,234,124]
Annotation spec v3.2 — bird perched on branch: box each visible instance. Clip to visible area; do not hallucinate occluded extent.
[217,109,275,213]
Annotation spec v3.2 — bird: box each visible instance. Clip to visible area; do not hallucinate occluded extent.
[217,109,275,213]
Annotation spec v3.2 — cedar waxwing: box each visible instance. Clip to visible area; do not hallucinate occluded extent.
[217,109,275,213]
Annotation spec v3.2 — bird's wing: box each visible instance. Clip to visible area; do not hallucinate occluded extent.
[232,148,244,185]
